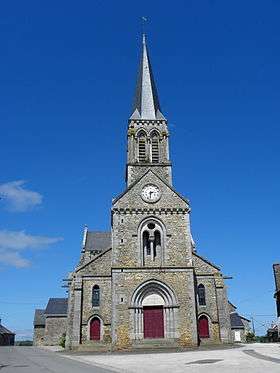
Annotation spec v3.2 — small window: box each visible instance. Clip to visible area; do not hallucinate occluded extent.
[92,285,100,307]
[197,284,206,306]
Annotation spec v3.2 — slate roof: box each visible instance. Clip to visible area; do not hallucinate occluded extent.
[0,324,15,335]
[130,34,165,120]
[45,298,68,316]
[230,312,245,329]
[34,309,46,326]
[228,301,237,310]
[85,231,111,252]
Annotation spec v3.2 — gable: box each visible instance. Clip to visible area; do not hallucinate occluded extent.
[193,252,220,274]
[113,169,189,211]
[76,248,112,276]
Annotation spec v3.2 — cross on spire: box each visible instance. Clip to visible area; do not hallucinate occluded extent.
[130,34,166,120]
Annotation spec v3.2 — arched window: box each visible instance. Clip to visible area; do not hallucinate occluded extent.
[151,132,159,163]
[140,220,164,264]
[197,284,206,306]
[138,131,147,162]
[198,315,210,338]
[92,285,100,307]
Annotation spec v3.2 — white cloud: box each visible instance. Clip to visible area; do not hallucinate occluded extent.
[0,230,63,268]
[0,180,43,212]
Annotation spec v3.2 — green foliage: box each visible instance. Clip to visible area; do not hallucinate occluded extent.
[259,335,269,343]
[15,340,33,346]
[245,332,256,343]
[59,333,66,348]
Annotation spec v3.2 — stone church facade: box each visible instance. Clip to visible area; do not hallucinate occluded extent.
[34,35,232,350]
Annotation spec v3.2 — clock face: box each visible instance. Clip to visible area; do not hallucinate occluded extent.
[141,184,161,203]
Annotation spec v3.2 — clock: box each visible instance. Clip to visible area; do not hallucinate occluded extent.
[141,184,161,203]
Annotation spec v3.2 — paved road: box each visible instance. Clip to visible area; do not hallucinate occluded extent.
[0,347,115,373]
[64,343,280,373]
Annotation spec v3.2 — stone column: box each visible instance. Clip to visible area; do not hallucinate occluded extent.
[71,277,83,348]
[215,275,231,343]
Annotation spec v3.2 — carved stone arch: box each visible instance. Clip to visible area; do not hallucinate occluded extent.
[149,129,160,137]
[131,279,178,307]
[136,128,148,137]
[198,311,212,322]
[130,279,179,340]
[138,217,166,265]
[87,314,104,341]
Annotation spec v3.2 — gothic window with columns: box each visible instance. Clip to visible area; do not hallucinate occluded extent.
[140,219,164,265]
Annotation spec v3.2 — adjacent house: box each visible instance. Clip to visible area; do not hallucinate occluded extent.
[0,320,15,346]
[33,298,67,346]
[228,302,251,342]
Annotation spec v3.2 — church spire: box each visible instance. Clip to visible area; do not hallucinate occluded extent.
[130,34,166,120]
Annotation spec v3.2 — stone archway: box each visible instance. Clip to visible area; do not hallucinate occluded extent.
[131,280,178,340]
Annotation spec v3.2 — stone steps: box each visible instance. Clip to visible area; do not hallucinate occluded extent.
[132,338,181,350]
[76,342,110,352]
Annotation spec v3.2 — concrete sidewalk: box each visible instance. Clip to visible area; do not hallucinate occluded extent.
[62,343,280,373]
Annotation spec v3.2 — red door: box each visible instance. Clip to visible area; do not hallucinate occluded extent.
[90,318,100,340]
[143,306,164,339]
[198,316,209,338]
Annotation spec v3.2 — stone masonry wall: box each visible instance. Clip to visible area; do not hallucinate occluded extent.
[33,326,45,346]
[44,317,67,346]
[81,277,112,344]
[112,171,192,268]
[111,269,198,350]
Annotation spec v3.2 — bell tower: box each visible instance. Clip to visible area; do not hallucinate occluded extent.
[126,35,172,187]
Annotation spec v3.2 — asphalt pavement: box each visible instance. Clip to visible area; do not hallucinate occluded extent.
[0,346,115,373]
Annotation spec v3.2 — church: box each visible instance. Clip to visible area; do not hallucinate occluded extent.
[34,35,233,350]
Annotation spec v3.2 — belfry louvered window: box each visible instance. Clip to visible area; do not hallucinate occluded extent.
[92,285,100,307]
[151,132,159,163]
[138,132,147,162]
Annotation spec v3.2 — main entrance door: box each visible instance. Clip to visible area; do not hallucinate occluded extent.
[90,318,100,340]
[143,306,164,339]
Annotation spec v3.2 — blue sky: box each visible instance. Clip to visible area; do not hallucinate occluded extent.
[1,0,280,339]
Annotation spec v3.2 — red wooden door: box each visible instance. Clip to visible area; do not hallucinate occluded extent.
[90,318,100,340]
[143,306,164,339]
[198,316,209,338]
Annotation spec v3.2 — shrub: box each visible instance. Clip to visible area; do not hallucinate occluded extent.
[246,332,256,343]
[59,333,66,348]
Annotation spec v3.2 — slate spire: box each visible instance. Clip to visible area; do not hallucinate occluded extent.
[130,34,166,120]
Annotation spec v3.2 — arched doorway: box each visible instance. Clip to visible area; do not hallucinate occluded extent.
[198,315,210,338]
[143,294,164,339]
[90,317,101,341]
[131,280,178,340]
